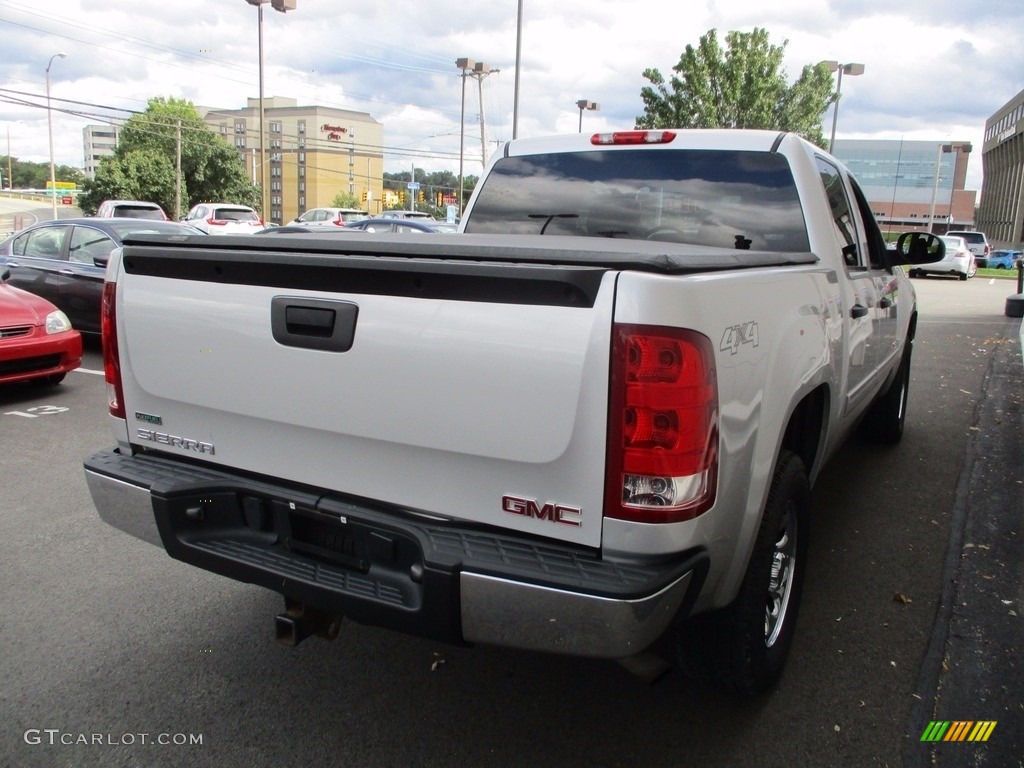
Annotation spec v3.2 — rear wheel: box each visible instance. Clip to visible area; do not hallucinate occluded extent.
[674,450,809,695]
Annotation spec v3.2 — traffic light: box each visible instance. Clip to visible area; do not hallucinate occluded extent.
[399,191,406,205]
[361,190,368,202]
[418,190,425,203]
[435,191,444,207]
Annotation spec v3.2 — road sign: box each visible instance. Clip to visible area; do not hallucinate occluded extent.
[407,182,420,190]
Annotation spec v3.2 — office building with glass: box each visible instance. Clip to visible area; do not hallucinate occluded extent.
[832,139,976,233]
[976,88,1024,247]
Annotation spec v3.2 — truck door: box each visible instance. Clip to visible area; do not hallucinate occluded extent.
[815,157,881,415]
[847,177,900,372]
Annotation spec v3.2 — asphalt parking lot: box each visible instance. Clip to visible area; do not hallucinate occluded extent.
[0,275,1021,768]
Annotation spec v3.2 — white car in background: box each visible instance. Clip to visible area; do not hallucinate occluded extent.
[908,235,976,280]
[945,229,990,267]
[182,203,263,235]
[291,208,369,227]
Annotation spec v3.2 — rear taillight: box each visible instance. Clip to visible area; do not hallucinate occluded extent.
[605,325,717,523]
[591,130,676,146]
[206,217,227,226]
[101,280,125,419]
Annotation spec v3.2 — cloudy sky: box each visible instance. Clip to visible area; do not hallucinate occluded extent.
[2,0,1022,192]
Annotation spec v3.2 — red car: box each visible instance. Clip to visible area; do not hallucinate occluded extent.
[0,272,82,386]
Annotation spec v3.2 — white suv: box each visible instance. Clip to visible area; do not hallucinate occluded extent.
[182,203,263,235]
[292,208,369,227]
[946,230,990,267]
[95,200,168,220]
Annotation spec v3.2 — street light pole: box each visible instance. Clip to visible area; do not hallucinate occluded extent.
[472,62,497,166]
[576,100,599,133]
[245,1,295,224]
[456,58,475,215]
[46,51,67,220]
[822,61,865,154]
[512,0,523,138]
[245,1,268,221]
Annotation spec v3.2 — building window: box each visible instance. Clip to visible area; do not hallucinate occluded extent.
[270,121,282,134]
[298,167,305,178]
[299,182,305,192]
[271,181,281,192]
[298,196,305,207]
[235,121,245,134]
[298,152,305,163]
[271,139,282,150]
[271,167,281,177]
[298,138,305,148]
[235,137,246,148]
[297,121,305,135]
[270,152,282,162]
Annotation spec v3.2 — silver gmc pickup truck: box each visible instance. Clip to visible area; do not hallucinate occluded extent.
[85,128,943,694]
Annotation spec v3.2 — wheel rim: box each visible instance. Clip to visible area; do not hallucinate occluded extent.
[765,503,797,648]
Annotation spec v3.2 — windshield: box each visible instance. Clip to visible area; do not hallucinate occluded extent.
[213,208,259,222]
[112,205,165,220]
[464,148,809,252]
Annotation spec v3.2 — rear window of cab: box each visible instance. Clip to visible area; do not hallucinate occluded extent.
[463,149,809,253]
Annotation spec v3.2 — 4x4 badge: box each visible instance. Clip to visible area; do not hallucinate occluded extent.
[720,321,759,355]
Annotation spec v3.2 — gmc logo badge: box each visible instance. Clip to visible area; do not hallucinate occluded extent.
[502,495,582,527]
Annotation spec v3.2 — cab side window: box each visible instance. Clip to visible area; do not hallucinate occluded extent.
[848,178,890,270]
[815,157,862,269]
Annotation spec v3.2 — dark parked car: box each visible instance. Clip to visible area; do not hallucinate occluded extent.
[0,218,203,334]
[344,218,458,233]
[0,269,82,387]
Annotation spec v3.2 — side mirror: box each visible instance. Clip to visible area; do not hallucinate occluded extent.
[896,232,946,264]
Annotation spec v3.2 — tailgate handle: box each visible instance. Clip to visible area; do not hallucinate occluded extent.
[271,297,358,352]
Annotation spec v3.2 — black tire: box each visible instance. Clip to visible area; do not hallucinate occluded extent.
[959,271,968,281]
[673,451,810,695]
[860,340,912,444]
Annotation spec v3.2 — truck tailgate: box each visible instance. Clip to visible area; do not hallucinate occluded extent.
[115,239,617,548]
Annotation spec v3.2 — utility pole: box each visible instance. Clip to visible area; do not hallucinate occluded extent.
[6,125,12,191]
[174,119,182,220]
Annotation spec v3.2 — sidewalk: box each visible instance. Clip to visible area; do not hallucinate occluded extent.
[906,317,1024,767]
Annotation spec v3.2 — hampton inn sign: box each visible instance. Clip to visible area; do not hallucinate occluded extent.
[321,123,350,141]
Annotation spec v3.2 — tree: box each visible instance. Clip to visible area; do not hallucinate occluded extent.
[636,28,836,148]
[79,96,260,216]
[331,191,361,208]
[1,156,84,190]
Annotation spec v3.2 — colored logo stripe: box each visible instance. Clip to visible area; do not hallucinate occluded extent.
[920,721,996,742]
